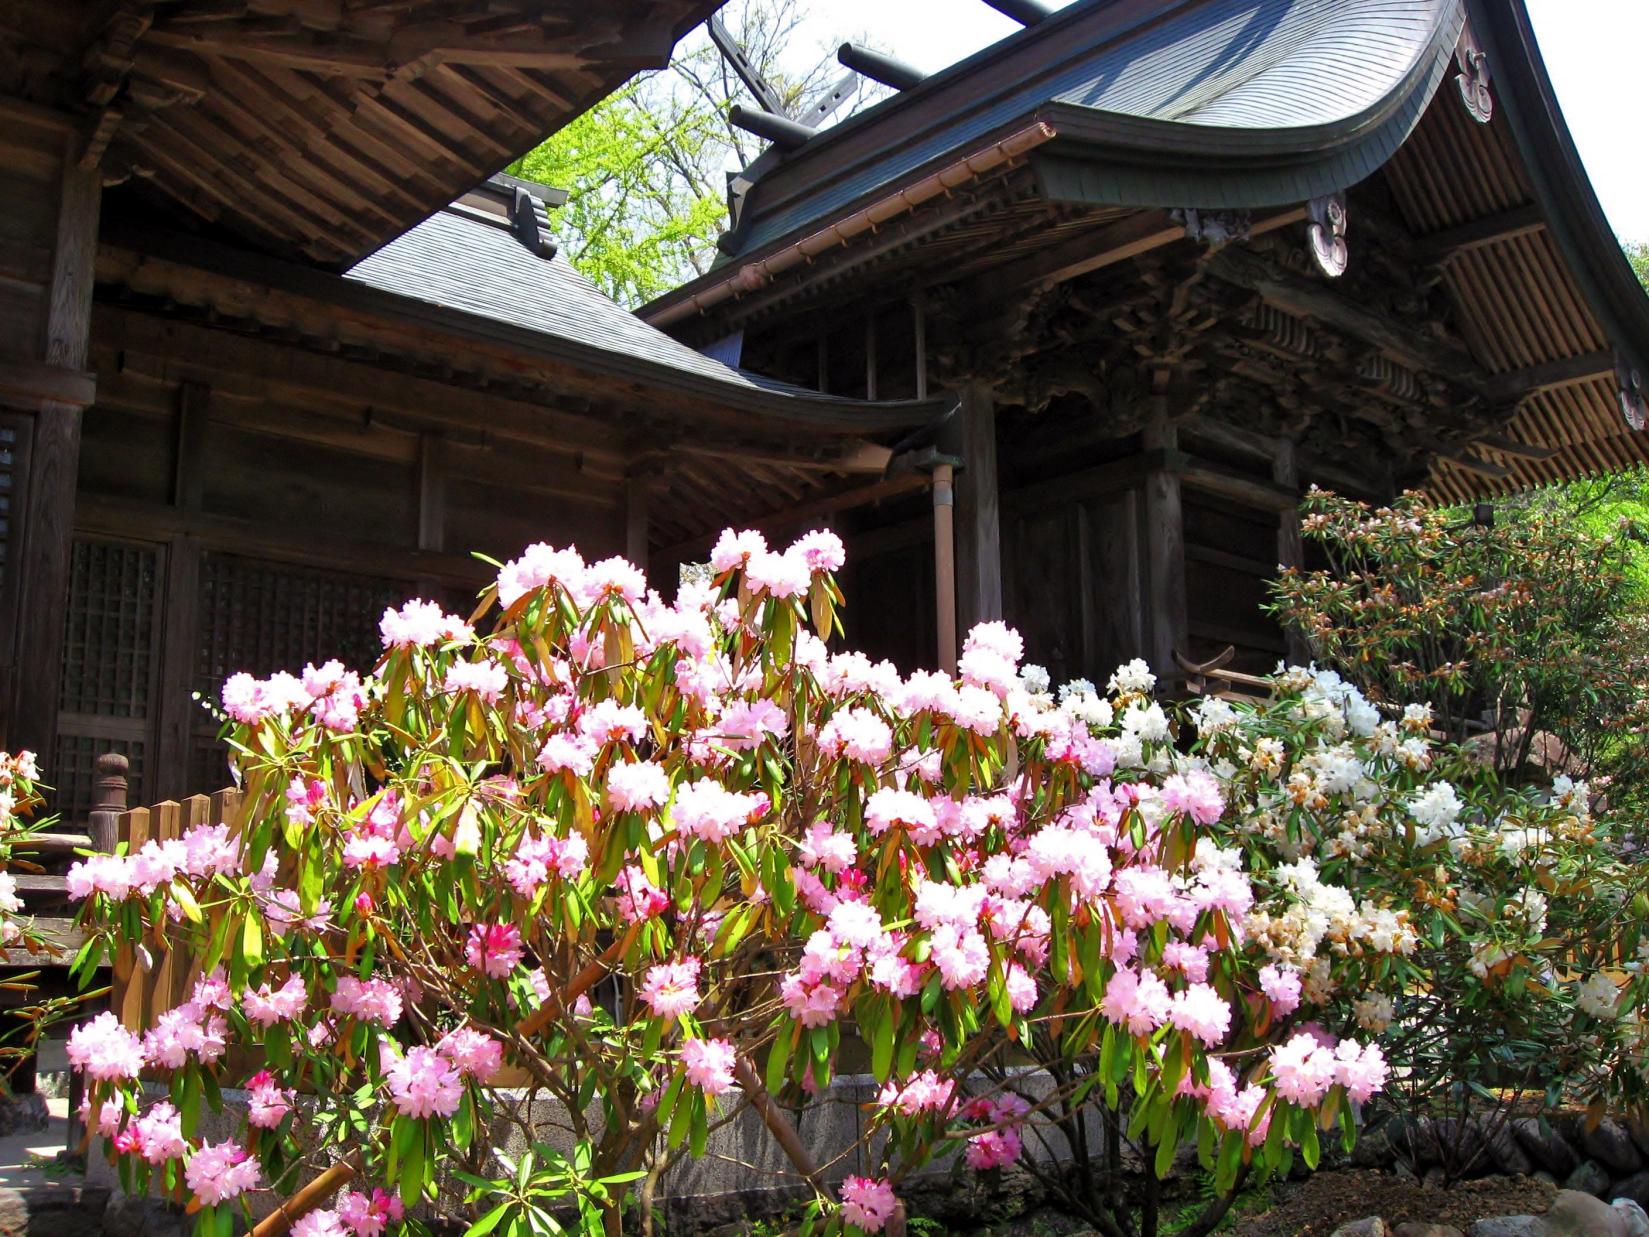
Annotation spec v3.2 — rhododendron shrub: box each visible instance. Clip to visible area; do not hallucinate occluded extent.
[997,669,1649,1221]
[66,530,1619,1237]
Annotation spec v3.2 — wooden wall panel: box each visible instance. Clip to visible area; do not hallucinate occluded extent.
[0,98,101,759]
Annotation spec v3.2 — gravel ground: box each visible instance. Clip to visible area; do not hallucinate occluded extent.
[1229,1169,1557,1235]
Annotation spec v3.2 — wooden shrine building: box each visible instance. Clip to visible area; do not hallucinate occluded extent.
[0,0,952,821]
[645,0,1649,684]
[1,0,1647,824]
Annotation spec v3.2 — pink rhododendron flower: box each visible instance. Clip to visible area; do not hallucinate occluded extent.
[798,822,856,873]
[965,1127,1023,1170]
[717,699,789,749]
[816,707,893,764]
[466,922,524,979]
[672,780,764,843]
[292,1210,350,1237]
[710,529,767,573]
[639,958,702,1019]
[379,599,472,649]
[1333,1039,1389,1102]
[438,1027,504,1082]
[1258,963,1302,1015]
[331,975,403,1027]
[793,529,845,573]
[1169,983,1232,1047]
[1161,770,1224,825]
[606,760,670,813]
[337,1189,405,1237]
[66,1011,144,1082]
[386,1046,463,1119]
[442,660,508,704]
[876,1070,955,1116]
[1100,968,1172,1037]
[133,1101,187,1164]
[839,1176,897,1233]
[1270,1031,1339,1106]
[680,1037,737,1097]
[185,1138,262,1206]
[615,865,669,923]
[247,1069,294,1129]
[864,787,936,837]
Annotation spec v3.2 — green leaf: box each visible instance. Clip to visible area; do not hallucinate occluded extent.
[465,1203,514,1237]
[765,1028,792,1095]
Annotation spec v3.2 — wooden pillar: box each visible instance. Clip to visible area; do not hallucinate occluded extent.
[416,433,446,552]
[1,114,101,759]
[955,383,1002,633]
[1273,439,1311,664]
[932,464,958,673]
[625,476,649,565]
[1141,413,1187,680]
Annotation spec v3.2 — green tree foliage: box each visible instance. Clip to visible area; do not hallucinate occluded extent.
[510,0,881,308]
[1267,488,1649,806]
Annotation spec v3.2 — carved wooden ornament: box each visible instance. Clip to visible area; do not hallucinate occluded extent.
[1617,354,1647,431]
[1175,208,1252,249]
[1455,23,1493,124]
[1307,193,1348,278]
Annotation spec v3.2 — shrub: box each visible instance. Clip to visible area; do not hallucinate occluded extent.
[60,530,1643,1237]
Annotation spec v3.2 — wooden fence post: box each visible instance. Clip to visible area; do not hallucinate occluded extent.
[87,752,127,856]
[69,752,127,1150]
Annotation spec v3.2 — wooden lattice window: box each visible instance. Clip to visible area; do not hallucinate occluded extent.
[54,538,163,821]
[189,552,411,790]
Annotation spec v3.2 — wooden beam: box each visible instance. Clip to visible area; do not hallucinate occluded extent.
[1178,459,1296,513]
[1474,433,1559,461]
[1437,451,1512,480]
[74,495,490,588]
[954,383,1002,632]
[1415,203,1546,263]
[0,360,96,408]
[1208,246,1489,390]
[671,438,893,475]
[1483,349,1614,402]
[972,210,1187,298]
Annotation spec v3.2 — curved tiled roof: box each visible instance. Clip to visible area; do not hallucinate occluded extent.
[702,0,1462,261]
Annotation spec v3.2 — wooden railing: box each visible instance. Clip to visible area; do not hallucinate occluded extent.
[108,779,244,1034]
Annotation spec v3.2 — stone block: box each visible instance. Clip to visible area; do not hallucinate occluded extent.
[1562,1159,1611,1198]
[1511,1118,1580,1178]
[1582,1120,1645,1176]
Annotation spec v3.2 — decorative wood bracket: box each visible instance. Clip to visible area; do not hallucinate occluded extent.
[1174,208,1251,249]
[1617,353,1647,431]
[1307,193,1348,278]
[1454,23,1493,124]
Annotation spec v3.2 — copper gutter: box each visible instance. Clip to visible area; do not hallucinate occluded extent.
[645,120,1059,328]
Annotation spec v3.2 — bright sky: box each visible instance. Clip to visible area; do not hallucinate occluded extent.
[787,0,1649,241]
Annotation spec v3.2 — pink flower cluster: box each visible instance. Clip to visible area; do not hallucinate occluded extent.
[681,1036,737,1097]
[66,821,239,901]
[379,598,473,649]
[839,1175,898,1233]
[466,922,525,979]
[639,958,702,1020]
[1270,1031,1388,1106]
[184,1137,262,1206]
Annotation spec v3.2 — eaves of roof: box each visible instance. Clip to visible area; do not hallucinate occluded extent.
[1467,0,1649,389]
